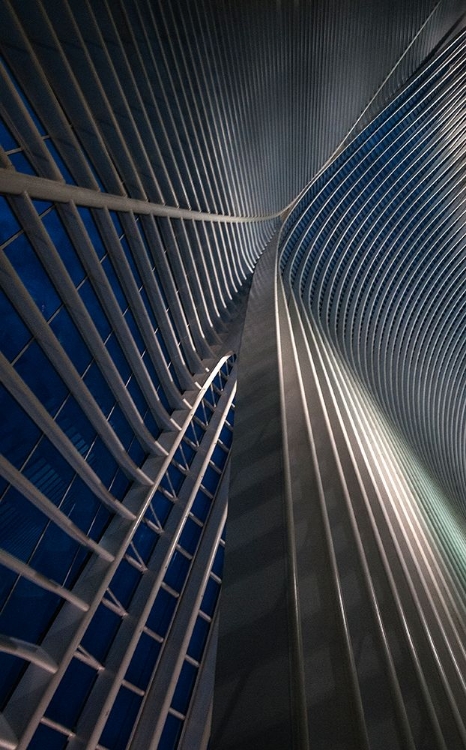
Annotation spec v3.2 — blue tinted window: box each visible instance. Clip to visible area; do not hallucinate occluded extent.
[15,343,68,416]
[0,487,48,561]
[44,141,76,184]
[28,723,67,750]
[29,523,84,586]
[78,280,112,339]
[179,518,202,556]
[0,577,61,643]
[0,385,41,468]
[148,491,173,527]
[132,523,158,563]
[109,559,141,609]
[50,308,92,373]
[46,658,96,727]
[81,603,121,661]
[164,551,190,594]
[0,196,20,243]
[201,578,220,617]
[86,437,118,487]
[125,632,161,690]
[42,211,85,284]
[4,233,61,319]
[187,616,210,662]
[201,466,220,495]
[211,545,225,578]
[83,361,114,415]
[171,660,197,715]
[0,290,31,361]
[146,588,177,637]
[8,150,35,175]
[33,200,52,215]
[106,334,131,382]
[100,686,142,750]
[0,119,18,152]
[101,256,127,312]
[158,713,183,750]
[191,490,211,522]
[77,208,107,259]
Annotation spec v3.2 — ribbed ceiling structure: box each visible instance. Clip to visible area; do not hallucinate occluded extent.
[281,28,466,516]
[0,1,466,749]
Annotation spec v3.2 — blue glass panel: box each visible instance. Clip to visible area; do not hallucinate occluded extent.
[164,550,190,594]
[140,288,157,328]
[144,410,160,438]
[8,150,36,175]
[78,280,112,339]
[108,468,131,502]
[33,200,52,215]
[99,686,142,750]
[22,440,74,509]
[203,388,215,407]
[187,616,210,662]
[167,464,184,494]
[0,487,48,561]
[211,545,225,579]
[0,577,61,643]
[211,445,227,470]
[125,632,161,690]
[15,342,68,416]
[201,578,220,617]
[171,660,197,715]
[181,440,196,466]
[50,307,92,373]
[158,713,183,750]
[124,309,145,354]
[83,361,114,415]
[132,523,158,563]
[44,140,76,184]
[201,466,220,495]
[86,437,118,487]
[0,385,41,468]
[109,211,124,239]
[0,564,17,611]
[77,207,107,259]
[127,438,146,466]
[126,374,148,416]
[46,658,96,727]
[42,211,85,284]
[29,523,82,586]
[110,559,141,608]
[149,491,173,527]
[85,500,111,541]
[61,475,101,539]
[101,256,127,312]
[109,404,134,449]
[0,289,31,361]
[0,652,24,710]
[120,236,142,288]
[29,723,67,750]
[0,119,18,151]
[179,518,202,556]
[4,233,61,319]
[106,334,131,381]
[0,196,20,243]
[190,420,205,443]
[146,587,177,637]
[81,603,121,661]
[54,397,94,453]
[191,490,211,522]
